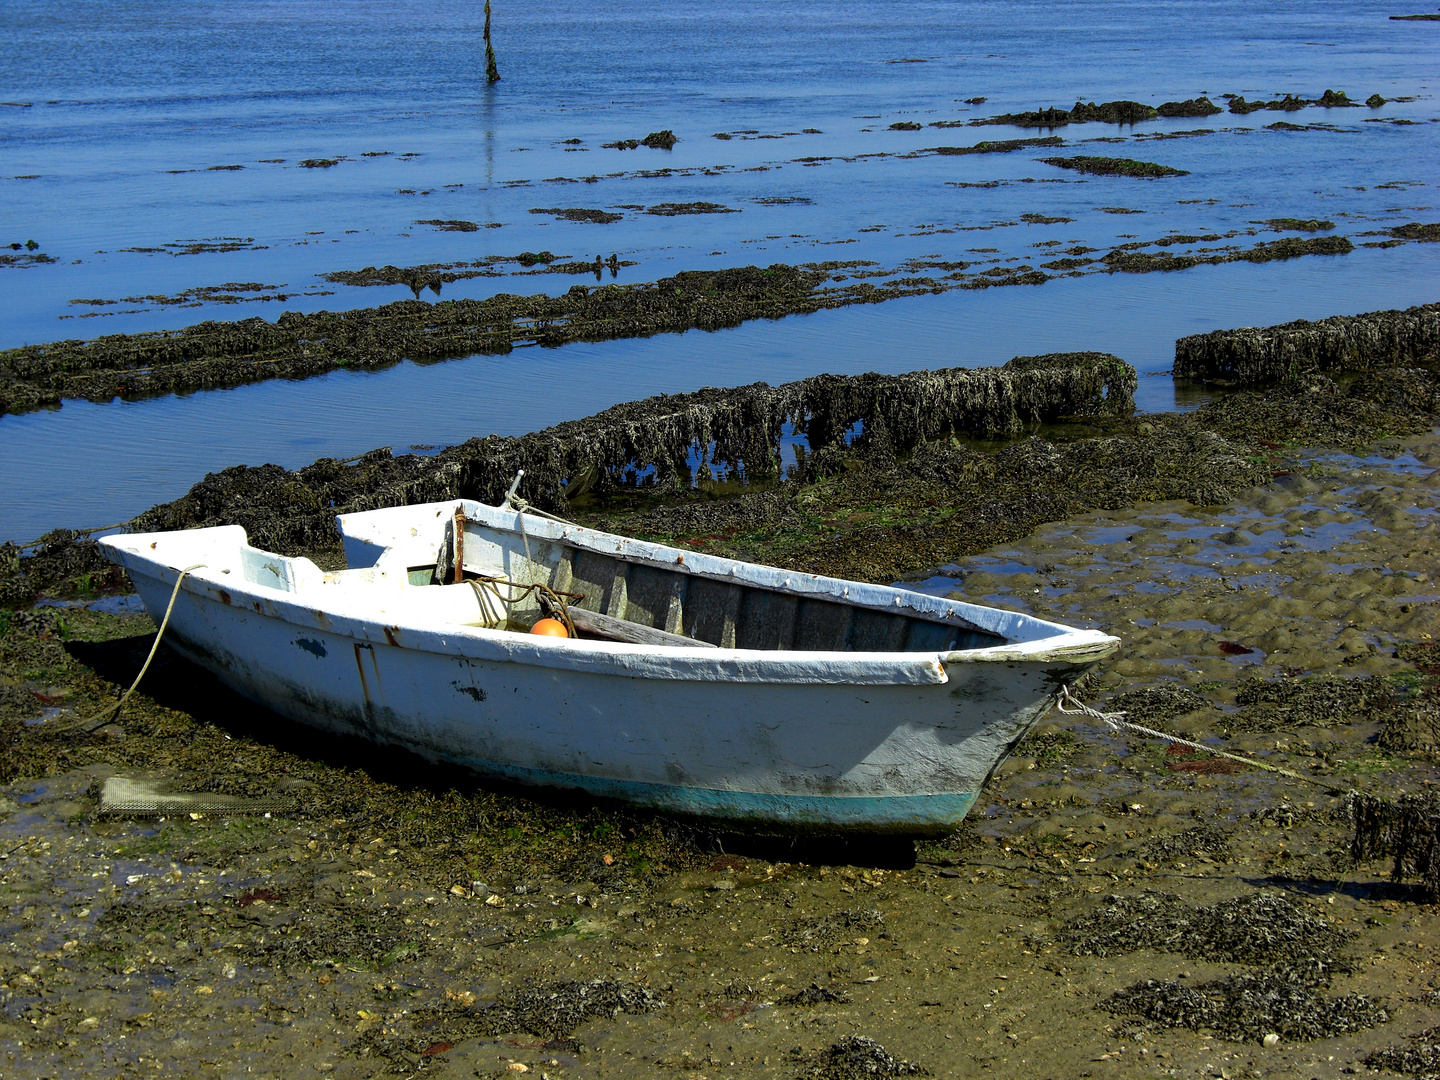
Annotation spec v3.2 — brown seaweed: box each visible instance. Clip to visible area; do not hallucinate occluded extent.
[975,100,1159,128]
[0,353,1135,595]
[1257,217,1334,232]
[1228,94,1308,115]
[1173,302,1440,386]
[1038,155,1189,178]
[1351,793,1440,901]
[1156,97,1222,117]
[919,136,1064,156]
[528,207,623,224]
[0,264,833,414]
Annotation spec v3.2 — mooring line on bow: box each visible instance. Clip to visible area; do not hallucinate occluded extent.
[1056,683,1347,791]
[82,563,206,732]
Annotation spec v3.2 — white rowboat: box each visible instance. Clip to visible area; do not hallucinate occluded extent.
[98,500,1118,834]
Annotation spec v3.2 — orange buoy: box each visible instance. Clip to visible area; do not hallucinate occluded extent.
[530,618,570,638]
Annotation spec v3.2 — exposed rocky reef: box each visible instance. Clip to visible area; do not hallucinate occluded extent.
[643,202,739,216]
[1,251,61,268]
[1258,218,1334,232]
[124,353,1135,548]
[1226,89,1379,114]
[413,219,503,233]
[12,308,1439,603]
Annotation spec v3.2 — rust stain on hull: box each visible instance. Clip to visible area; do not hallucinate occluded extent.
[354,642,373,705]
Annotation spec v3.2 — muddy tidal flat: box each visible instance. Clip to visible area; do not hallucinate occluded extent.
[3,311,1440,1079]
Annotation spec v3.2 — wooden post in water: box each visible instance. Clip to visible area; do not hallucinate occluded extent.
[484,1,501,83]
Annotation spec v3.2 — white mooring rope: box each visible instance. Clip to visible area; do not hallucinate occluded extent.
[83,563,205,732]
[1055,683,1342,790]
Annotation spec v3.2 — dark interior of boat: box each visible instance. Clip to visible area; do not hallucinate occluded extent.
[422,520,1007,653]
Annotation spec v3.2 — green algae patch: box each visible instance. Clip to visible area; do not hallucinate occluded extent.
[1039,155,1189,178]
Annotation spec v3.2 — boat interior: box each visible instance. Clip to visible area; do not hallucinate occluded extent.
[450,508,1003,653]
[219,506,1010,654]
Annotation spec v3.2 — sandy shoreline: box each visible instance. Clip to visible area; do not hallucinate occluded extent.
[1,317,1439,1078]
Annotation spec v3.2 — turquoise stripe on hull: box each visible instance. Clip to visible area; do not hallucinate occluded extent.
[448,755,979,835]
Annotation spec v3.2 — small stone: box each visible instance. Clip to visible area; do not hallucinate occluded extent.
[1262,1032,1280,1048]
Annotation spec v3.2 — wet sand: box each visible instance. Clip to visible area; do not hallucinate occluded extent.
[2,416,1437,1078]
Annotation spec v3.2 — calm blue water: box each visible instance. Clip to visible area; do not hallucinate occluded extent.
[1,1,1437,541]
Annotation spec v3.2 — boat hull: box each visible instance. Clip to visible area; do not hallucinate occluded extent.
[125,567,1082,834]
[103,505,1117,835]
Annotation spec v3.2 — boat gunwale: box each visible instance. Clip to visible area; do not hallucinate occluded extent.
[455,502,1118,665]
[98,512,1119,686]
[392,499,1102,648]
